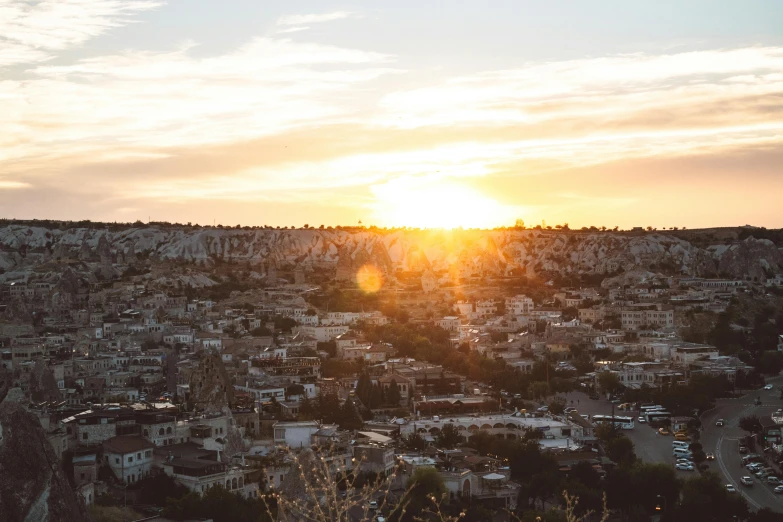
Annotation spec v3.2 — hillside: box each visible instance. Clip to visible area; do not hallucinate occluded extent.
[0,224,780,283]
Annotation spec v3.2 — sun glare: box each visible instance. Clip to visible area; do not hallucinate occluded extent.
[371,179,523,229]
[356,264,384,293]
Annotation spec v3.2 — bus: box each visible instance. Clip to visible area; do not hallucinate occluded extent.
[640,405,664,413]
[593,415,635,430]
[645,410,672,424]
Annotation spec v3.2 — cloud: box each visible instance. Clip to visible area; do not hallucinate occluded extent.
[276,11,358,27]
[0,0,162,67]
[0,180,30,189]
[276,26,310,34]
[1,37,397,172]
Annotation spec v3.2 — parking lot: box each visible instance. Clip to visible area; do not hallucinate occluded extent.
[561,391,696,477]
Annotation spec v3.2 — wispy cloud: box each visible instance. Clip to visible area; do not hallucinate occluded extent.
[0,180,31,189]
[276,11,358,27]
[0,0,162,67]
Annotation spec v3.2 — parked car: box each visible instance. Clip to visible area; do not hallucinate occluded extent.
[638,416,646,423]
[741,476,754,486]
[706,453,715,460]
[739,446,749,454]
[764,384,773,390]
[726,484,737,493]
[658,428,671,436]
[537,406,549,412]
[775,485,783,494]
[767,476,781,485]
[674,434,689,442]
[564,407,577,414]
[676,463,694,471]
[368,501,378,510]
[715,419,725,427]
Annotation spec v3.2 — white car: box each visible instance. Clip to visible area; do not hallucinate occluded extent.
[368,500,378,510]
[741,476,754,486]
[638,416,646,423]
[726,484,737,493]
[676,462,694,471]
[764,384,773,390]
[775,485,783,494]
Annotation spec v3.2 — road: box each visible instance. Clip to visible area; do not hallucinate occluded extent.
[700,375,783,513]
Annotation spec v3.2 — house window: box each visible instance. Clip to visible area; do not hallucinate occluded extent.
[137,453,141,459]
[128,456,133,463]
[82,432,88,440]
[115,458,120,464]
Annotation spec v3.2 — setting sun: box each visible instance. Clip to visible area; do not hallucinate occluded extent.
[370,178,526,229]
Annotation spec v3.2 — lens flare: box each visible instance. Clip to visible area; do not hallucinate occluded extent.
[356,264,384,293]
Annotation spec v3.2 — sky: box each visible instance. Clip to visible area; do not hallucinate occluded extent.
[1,1,783,229]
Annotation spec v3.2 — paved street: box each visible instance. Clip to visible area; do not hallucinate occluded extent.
[700,375,783,513]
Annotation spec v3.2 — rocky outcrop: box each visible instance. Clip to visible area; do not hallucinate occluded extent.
[0,225,780,280]
[0,392,90,522]
[188,352,244,460]
[28,361,61,403]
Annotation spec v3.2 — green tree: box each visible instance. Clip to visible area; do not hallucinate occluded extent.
[548,396,567,414]
[739,415,763,434]
[386,378,402,406]
[402,432,427,451]
[338,399,363,430]
[436,423,462,449]
[163,487,270,522]
[356,372,372,406]
[598,372,622,395]
[368,383,384,409]
[397,467,446,519]
[677,472,749,522]
[759,351,783,375]
[606,435,636,466]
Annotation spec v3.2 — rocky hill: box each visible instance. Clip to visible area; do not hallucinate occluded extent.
[0,389,90,522]
[0,224,780,283]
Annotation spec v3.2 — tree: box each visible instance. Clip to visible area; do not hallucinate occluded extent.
[398,467,446,519]
[677,472,749,522]
[368,384,384,409]
[356,372,372,407]
[606,436,636,466]
[436,423,462,449]
[386,379,402,406]
[759,351,783,375]
[163,486,270,522]
[549,396,567,415]
[338,399,363,430]
[689,441,707,465]
[597,372,622,396]
[138,473,188,506]
[739,415,763,434]
[402,432,427,451]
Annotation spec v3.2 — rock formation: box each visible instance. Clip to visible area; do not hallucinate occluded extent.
[188,351,244,460]
[0,389,90,522]
[0,225,781,281]
[28,361,61,403]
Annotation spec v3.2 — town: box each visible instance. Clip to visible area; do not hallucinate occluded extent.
[1,223,783,522]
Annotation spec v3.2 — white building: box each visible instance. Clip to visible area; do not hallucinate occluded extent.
[436,317,461,332]
[505,295,534,315]
[103,436,155,484]
[273,421,320,449]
